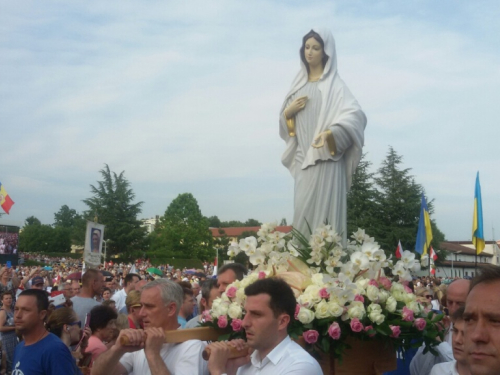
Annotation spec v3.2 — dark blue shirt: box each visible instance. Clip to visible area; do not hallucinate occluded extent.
[13,332,81,375]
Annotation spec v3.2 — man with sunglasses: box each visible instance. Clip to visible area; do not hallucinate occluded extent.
[13,289,79,374]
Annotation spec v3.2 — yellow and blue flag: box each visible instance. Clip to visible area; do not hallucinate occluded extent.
[472,172,485,254]
[415,193,433,255]
[0,181,14,214]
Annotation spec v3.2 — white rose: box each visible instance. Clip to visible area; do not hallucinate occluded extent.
[304,285,322,304]
[378,290,389,304]
[227,302,243,319]
[406,301,420,313]
[311,273,325,286]
[314,300,331,319]
[217,301,229,316]
[235,288,246,304]
[327,301,344,317]
[369,310,385,325]
[347,301,366,319]
[391,290,406,302]
[297,293,314,309]
[366,285,379,302]
[404,292,416,303]
[356,278,369,292]
[385,296,397,313]
[297,307,315,324]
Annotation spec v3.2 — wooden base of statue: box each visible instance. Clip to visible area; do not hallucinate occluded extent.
[299,337,397,375]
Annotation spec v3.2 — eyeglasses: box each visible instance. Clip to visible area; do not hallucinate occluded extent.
[130,304,142,308]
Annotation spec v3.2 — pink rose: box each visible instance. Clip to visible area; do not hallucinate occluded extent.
[295,304,301,320]
[258,271,266,279]
[201,310,212,322]
[328,322,341,340]
[354,294,365,303]
[231,319,243,332]
[217,315,228,329]
[402,306,415,322]
[225,286,237,298]
[368,279,378,287]
[303,330,319,344]
[378,277,392,290]
[364,325,375,337]
[414,318,426,331]
[319,287,330,299]
[403,285,413,294]
[390,325,401,338]
[350,318,364,333]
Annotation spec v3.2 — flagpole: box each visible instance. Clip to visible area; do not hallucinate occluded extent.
[428,245,431,277]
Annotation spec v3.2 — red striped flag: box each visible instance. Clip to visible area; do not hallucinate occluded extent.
[430,246,438,261]
[395,240,403,259]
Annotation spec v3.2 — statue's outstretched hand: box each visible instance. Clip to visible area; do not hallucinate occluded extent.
[285,96,308,118]
[312,131,329,148]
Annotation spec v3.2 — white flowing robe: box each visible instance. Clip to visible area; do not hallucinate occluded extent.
[279,28,367,244]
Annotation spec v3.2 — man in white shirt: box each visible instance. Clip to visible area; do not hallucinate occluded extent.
[92,279,208,375]
[111,273,140,312]
[430,307,470,375]
[207,278,321,375]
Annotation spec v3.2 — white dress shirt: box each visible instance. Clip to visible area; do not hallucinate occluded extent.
[111,288,127,312]
[119,339,208,375]
[236,336,321,375]
[430,360,459,375]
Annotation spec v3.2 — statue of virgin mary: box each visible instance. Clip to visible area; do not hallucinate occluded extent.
[279,28,367,244]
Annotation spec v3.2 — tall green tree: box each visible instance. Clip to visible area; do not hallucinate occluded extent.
[82,164,146,258]
[53,205,86,245]
[347,155,381,238]
[373,147,445,255]
[151,193,213,260]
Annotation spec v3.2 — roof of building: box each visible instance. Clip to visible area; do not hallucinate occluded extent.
[439,242,493,257]
[210,226,293,237]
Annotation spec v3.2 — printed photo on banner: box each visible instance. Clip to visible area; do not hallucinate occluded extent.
[84,221,105,266]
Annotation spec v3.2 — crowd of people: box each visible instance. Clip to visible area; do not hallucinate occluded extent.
[0,234,17,255]
[0,254,498,374]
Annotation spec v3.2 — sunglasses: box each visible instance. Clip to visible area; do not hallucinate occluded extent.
[68,321,82,328]
[425,295,433,299]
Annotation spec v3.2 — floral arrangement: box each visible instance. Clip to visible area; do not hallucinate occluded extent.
[204,223,444,359]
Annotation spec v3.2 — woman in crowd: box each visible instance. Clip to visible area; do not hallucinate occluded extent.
[125,290,143,329]
[0,292,17,373]
[85,305,117,368]
[102,287,112,301]
[46,307,92,374]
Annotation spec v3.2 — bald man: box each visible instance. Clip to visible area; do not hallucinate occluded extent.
[410,278,470,375]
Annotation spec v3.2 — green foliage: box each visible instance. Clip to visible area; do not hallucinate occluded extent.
[280,218,288,226]
[347,155,381,238]
[218,219,262,227]
[53,205,86,245]
[25,216,41,226]
[207,216,222,228]
[151,193,213,261]
[19,223,72,253]
[82,164,147,258]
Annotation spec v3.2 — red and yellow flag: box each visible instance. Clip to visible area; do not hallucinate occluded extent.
[0,182,14,214]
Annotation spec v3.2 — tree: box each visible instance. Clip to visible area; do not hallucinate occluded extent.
[347,155,381,238]
[25,216,41,226]
[19,221,71,253]
[82,165,146,258]
[207,216,222,228]
[151,193,213,260]
[53,205,86,245]
[244,219,261,227]
[373,147,445,255]
[280,218,288,226]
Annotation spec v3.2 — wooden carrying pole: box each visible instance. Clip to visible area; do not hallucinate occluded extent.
[119,327,222,346]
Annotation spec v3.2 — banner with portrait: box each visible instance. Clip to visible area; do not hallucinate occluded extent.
[84,221,105,267]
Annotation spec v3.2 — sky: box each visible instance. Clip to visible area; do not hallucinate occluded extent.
[1,0,499,242]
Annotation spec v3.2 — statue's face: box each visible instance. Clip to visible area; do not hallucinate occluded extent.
[304,37,323,68]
